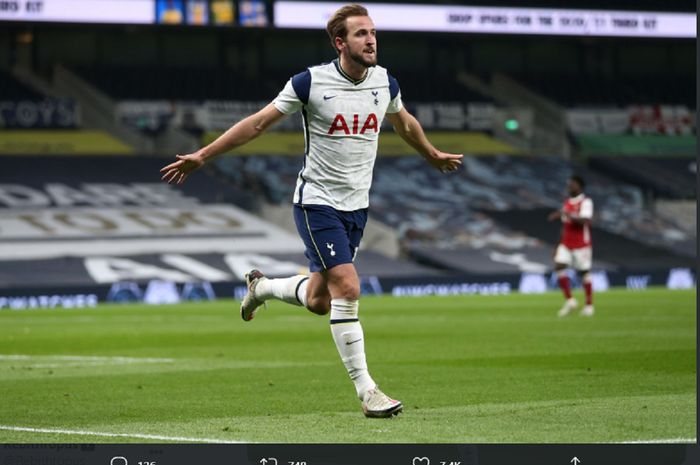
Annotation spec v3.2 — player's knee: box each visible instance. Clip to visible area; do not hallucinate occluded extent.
[580,271,591,283]
[336,282,360,301]
[326,264,361,300]
[556,268,568,278]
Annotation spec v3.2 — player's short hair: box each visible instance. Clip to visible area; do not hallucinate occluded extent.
[570,175,585,189]
[326,4,369,55]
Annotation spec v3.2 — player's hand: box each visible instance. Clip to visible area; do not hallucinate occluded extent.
[426,151,463,173]
[160,152,205,185]
[547,211,561,221]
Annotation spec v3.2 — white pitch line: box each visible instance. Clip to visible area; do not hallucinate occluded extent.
[0,355,173,364]
[0,425,245,444]
[18,362,152,369]
[614,437,696,444]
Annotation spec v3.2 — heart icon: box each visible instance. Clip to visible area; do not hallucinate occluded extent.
[412,458,430,465]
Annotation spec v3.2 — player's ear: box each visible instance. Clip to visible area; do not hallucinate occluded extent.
[334,36,345,53]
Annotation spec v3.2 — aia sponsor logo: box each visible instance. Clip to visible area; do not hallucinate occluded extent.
[328,113,378,135]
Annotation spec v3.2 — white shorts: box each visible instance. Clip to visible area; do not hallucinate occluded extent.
[555,245,592,271]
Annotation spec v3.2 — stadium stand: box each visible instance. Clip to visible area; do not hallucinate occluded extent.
[7,152,691,293]
[0,69,44,100]
[0,69,83,140]
[655,199,696,238]
[210,154,696,273]
[398,73,491,103]
[71,65,492,105]
[589,156,696,200]
[0,0,694,298]
[72,66,271,100]
[0,155,441,295]
[509,74,695,107]
[487,208,695,270]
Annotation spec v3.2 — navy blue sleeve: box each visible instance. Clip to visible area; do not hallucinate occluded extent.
[387,72,400,100]
[291,69,312,105]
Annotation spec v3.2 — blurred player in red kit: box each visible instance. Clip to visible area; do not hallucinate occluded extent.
[548,175,594,317]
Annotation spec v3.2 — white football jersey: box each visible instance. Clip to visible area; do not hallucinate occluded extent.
[273,59,403,211]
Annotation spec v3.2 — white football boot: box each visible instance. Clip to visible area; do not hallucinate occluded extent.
[240,269,267,322]
[581,305,595,317]
[557,297,578,317]
[361,386,403,418]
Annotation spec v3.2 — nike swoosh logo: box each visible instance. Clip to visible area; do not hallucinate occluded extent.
[323,95,337,100]
[346,339,362,345]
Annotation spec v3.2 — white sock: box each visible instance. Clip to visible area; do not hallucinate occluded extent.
[329,298,376,400]
[255,275,308,307]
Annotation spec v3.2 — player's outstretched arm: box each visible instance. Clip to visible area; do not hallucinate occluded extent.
[160,103,286,184]
[386,108,463,173]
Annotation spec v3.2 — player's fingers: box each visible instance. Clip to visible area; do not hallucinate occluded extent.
[160,160,181,172]
[167,170,180,184]
[444,153,464,159]
[161,169,177,181]
[441,161,458,172]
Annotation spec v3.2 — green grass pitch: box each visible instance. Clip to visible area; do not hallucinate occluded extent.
[0,289,695,443]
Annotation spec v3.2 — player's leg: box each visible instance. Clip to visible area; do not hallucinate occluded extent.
[324,262,402,418]
[241,268,334,319]
[302,272,332,314]
[240,270,310,321]
[574,247,594,316]
[239,207,332,320]
[324,262,374,396]
[554,244,578,317]
[301,205,400,417]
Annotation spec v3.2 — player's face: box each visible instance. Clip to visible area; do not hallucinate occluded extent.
[567,179,581,197]
[341,16,377,67]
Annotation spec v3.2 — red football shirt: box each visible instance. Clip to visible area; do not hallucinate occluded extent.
[560,194,593,249]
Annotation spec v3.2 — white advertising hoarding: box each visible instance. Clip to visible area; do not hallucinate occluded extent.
[274,1,696,38]
[0,0,155,24]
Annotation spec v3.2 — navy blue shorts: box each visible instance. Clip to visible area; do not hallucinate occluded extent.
[293,204,368,273]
